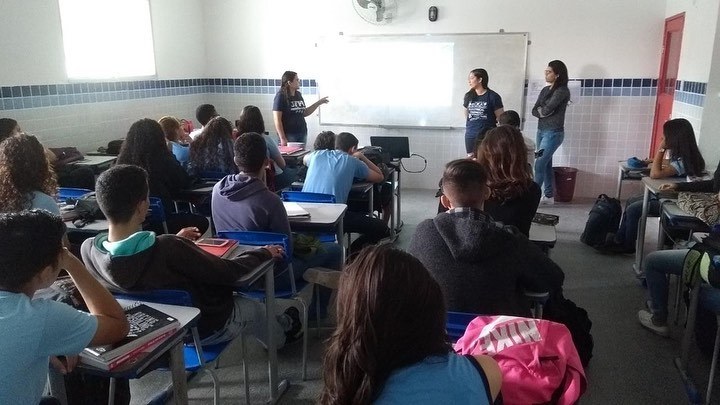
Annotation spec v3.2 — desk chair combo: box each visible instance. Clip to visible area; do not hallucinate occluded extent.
[112,290,238,405]
[217,230,311,380]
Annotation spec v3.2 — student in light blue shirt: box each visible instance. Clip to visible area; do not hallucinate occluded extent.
[302,132,391,251]
[319,245,502,404]
[0,210,129,405]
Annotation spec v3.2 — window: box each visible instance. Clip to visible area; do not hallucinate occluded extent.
[58,0,156,80]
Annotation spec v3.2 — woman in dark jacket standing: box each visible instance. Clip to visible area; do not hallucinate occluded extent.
[532,60,571,205]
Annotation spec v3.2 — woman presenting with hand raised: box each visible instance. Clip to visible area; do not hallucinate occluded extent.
[272,71,329,146]
[463,68,504,155]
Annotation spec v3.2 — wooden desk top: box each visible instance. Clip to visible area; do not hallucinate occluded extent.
[641,176,685,196]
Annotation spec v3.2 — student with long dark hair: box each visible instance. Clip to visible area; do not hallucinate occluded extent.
[272,70,329,146]
[188,116,236,177]
[476,125,541,236]
[463,68,504,155]
[116,119,208,235]
[532,60,571,205]
[320,245,501,404]
[600,118,705,254]
[237,105,297,190]
[0,134,58,214]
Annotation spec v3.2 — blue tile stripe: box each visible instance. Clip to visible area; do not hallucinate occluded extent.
[0,77,705,111]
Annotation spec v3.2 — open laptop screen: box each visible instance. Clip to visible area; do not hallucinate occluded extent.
[369,136,410,159]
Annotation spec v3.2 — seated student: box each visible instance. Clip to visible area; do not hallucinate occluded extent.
[476,125,541,236]
[0,118,95,190]
[211,132,342,290]
[188,116,237,177]
[498,110,536,166]
[81,164,303,346]
[600,118,706,254]
[0,210,129,405]
[189,104,219,140]
[302,132,391,251]
[0,133,60,214]
[158,116,191,168]
[409,159,564,316]
[320,245,502,405]
[236,105,298,191]
[116,118,209,235]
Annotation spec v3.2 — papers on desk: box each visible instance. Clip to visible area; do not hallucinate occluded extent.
[283,202,311,218]
[80,303,179,370]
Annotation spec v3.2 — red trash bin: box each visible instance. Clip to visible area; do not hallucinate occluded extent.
[553,167,578,202]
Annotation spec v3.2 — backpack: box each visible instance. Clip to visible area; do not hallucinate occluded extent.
[454,315,587,405]
[580,194,622,247]
[70,192,106,228]
[544,293,594,368]
[681,236,720,356]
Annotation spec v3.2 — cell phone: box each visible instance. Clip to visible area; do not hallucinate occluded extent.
[196,238,231,247]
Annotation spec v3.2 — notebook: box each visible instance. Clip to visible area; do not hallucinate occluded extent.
[197,239,238,258]
[283,202,311,218]
[279,145,303,155]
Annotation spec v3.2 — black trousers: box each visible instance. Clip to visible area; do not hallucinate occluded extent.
[344,210,390,252]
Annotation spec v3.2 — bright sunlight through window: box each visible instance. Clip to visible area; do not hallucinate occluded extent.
[58,0,156,80]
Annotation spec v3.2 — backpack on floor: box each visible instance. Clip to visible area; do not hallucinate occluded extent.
[580,194,622,247]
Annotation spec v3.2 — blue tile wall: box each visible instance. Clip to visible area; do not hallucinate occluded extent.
[0,78,318,111]
[0,77,706,111]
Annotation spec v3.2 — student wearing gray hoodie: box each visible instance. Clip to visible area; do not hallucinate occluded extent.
[408,159,564,316]
[211,132,342,290]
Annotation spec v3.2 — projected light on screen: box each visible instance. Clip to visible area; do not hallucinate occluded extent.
[333,42,453,107]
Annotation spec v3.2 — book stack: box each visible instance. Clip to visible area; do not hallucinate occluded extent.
[283,202,311,218]
[533,212,560,226]
[80,303,180,370]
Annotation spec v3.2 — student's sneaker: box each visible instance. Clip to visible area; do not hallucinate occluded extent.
[284,306,303,345]
[540,196,555,205]
[303,268,342,290]
[638,309,669,337]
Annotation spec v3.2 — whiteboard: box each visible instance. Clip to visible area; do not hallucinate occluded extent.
[317,33,528,129]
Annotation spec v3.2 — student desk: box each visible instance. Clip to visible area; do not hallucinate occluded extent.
[616,161,650,199]
[529,222,557,254]
[291,181,374,217]
[64,219,109,233]
[634,176,684,277]
[281,148,311,167]
[68,155,117,174]
[284,202,348,263]
[173,180,218,213]
[48,300,200,405]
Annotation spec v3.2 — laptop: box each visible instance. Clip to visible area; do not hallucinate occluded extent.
[369,136,411,160]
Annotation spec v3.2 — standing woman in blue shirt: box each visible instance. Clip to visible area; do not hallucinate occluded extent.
[532,60,571,205]
[272,71,329,146]
[463,68,504,155]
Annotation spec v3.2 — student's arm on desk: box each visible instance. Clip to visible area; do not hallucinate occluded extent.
[165,236,280,285]
[353,151,384,183]
[62,248,129,346]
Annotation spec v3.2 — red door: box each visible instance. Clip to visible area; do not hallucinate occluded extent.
[650,13,685,154]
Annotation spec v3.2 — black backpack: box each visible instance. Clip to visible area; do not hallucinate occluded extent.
[580,194,622,247]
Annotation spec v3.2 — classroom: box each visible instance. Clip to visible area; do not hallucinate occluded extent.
[2,0,720,404]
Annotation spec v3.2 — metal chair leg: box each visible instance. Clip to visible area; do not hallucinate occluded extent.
[315,284,321,338]
[293,297,310,381]
[705,315,720,405]
[241,331,249,405]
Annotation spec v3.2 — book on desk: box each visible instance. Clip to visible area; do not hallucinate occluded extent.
[80,303,179,370]
[196,239,238,258]
[283,202,311,218]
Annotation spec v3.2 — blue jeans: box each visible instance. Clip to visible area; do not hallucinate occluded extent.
[615,194,660,250]
[533,129,565,198]
[645,249,686,323]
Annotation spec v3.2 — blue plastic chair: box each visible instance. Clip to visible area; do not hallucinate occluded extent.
[281,191,338,243]
[281,191,336,204]
[57,187,92,203]
[144,197,169,234]
[217,230,310,380]
[447,311,478,342]
[112,289,245,405]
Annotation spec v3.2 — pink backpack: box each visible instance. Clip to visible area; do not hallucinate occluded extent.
[454,315,586,405]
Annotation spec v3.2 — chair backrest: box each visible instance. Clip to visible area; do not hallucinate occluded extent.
[217,230,295,292]
[147,197,169,234]
[58,187,92,202]
[447,311,478,342]
[281,191,336,204]
[199,171,226,181]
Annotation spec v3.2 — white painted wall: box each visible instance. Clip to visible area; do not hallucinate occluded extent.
[203,0,666,79]
[0,0,206,86]
[698,9,720,167]
[666,0,720,82]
